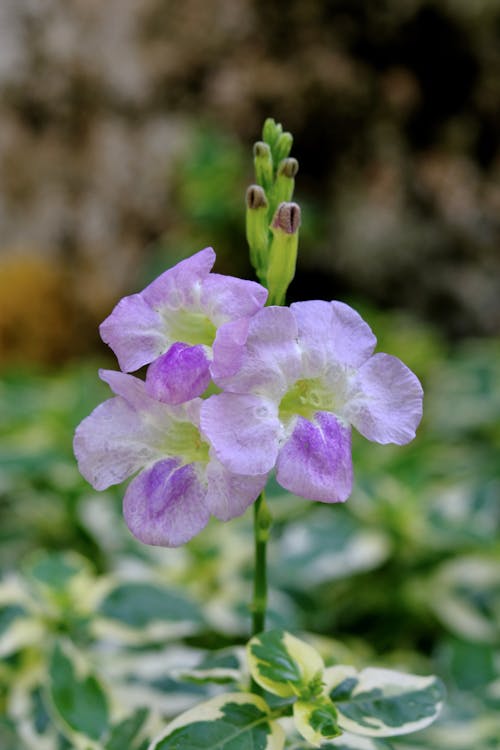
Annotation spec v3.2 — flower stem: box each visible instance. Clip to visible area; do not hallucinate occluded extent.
[251,491,272,636]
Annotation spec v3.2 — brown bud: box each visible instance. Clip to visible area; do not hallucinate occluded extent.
[278,157,299,179]
[272,202,301,234]
[246,185,268,210]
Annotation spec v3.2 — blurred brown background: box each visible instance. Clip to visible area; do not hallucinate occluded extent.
[1,0,499,367]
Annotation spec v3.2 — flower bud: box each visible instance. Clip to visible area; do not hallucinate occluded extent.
[274,131,293,163]
[262,117,282,149]
[253,141,273,190]
[271,157,299,206]
[246,185,270,278]
[266,201,301,305]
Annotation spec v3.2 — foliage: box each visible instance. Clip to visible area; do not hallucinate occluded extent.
[1,313,499,747]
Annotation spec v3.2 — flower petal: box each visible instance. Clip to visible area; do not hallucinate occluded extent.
[276,412,353,502]
[205,455,267,521]
[201,274,268,324]
[346,353,423,445]
[200,393,281,475]
[145,343,211,404]
[123,459,210,546]
[213,306,301,398]
[73,397,161,490]
[99,294,166,372]
[211,317,251,380]
[142,247,216,309]
[291,300,377,374]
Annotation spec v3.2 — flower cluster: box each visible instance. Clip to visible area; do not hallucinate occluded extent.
[74,248,423,546]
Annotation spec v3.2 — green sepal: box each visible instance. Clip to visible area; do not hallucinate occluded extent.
[294,697,342,746]
[247,629,324,699]
[273,132,294,164]
[149,692,285,749]
[262,118,283,151]
[48,641,109,742]
[325,665,445,737]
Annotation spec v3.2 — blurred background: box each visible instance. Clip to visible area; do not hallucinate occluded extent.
[1,2,500,748]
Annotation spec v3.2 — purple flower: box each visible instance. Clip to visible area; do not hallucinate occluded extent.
[99,248,267,404]
[201,302,423,503]
[73,369,267,546]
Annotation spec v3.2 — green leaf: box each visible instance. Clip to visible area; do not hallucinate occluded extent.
[149,692,285,749]
[248,629,324,698]
[293,697,342,745]
[178,648,245,685]
[49,642,109,741]
[287,733,393,749]
[272,509,389,588]
[98,582,203,629]
[430,555,500,643]
[26,552,83,590]
[106,707,149,750]
[326,666,445,737]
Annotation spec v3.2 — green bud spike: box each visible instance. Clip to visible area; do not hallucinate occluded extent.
[274,131,293,163]
[262,118,282,150]
[271,157,299,206]
[266,202,301,305]
[253,141,274,191]
[246,185,270,280]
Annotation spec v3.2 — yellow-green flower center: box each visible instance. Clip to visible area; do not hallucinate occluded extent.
[163,420,210,465]
[163,308,217,347]
[279,378,335,423]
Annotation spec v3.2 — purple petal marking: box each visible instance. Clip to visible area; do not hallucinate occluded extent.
[73,397,161,490]
[200,393,281,475]
[291,300,377,374]
[201,274,268,324]
[145,343,211,404]
[346,353,423,445]
[204,455,267,521]
[123,459,210,546]
[276,412,353,503]
[99,293,166,373]
[142,247,216,309]
[213,306,301,398]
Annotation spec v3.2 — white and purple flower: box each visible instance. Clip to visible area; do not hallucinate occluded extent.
[99,247,267,403]
[201,301,423,503]
[73,369,267,546]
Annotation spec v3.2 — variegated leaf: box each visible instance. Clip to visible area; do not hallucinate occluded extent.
[48,642,109,742]
[325,666,445,737]
[293,697,341,746]
[149,692,285,749]
[247,629,324,698]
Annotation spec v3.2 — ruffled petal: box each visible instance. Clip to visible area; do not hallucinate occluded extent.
[145,343,211,404]
[276,412,353,502]
[123,459,210,546]
[345,353,423,445]
[142,247,216,310]
[201,274,268,324]
[99,369,152,409]
[73,397,162,490]
[200,393,281,475]
[211,317,251,381]
[99,293,166,372]
[291,300,377,375]
[204,454,267,521]
[213,306,301,399]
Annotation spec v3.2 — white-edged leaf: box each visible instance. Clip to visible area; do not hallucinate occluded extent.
[175,647,246,685]
[148,692,285,749]
[287,732,394,749]
[96,581,204,643]
[48,642,109,742]
[293,697,341,746]
[248,629,324,698]
[326,666,445,737]
[429,555,500,643]
[273,509,390,587]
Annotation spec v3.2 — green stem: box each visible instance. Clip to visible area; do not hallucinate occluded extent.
[251,492,272,636]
